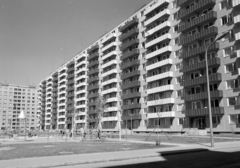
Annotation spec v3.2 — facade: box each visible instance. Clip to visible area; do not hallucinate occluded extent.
[0,83,40,131]
[39,0,240,133]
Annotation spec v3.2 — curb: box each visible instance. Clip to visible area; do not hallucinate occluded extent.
[9,148,208,168]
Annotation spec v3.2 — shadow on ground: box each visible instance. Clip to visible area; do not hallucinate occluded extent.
[100,150,240,168]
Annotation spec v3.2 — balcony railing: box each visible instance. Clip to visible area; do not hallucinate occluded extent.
[121,60,140,70]
[146,21,171,37]
[145,9,170,26]
[147,85,174,94]
[122,103,141,110]
[182,42,219,59]
[146,72,173,82]
[145,34,171,48]
[87,44,99,54]
[146,46,172,59]
[184,107,224,116]
[87,68,99,76]
[121,81,141,90]
[121,70,140,79]
[183,73,222,87]
[120,49,139,60]
[183,90,223,102]
[87,76,99,83]
[144,0,170,15]
[182,57,220,73]
[180,26,218,46]
[121,114,142,120]
[87,85,99,91]
[119,17,139,32]
[122,92,141,100]
[88,60,99,68]
[119,28,139,41]
[146,58,172,71]
[147,111,176,118]
[87,52,99,61]
[147,98,175,106]
[120,39,139,51]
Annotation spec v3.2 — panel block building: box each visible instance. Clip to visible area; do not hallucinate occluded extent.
[0,83,40,131]
[39,0,240,133]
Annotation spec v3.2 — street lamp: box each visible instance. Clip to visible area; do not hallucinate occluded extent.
[130,113,133,135]
[205,31,229,147]
[18,110,27,141]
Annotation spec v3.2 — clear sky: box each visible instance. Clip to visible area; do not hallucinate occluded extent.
[0,0,152,86]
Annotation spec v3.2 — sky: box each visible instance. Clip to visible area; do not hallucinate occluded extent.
[0,0,152,86]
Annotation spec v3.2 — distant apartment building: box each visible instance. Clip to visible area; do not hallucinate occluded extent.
[0,83,40,131]
[39,0,240,133]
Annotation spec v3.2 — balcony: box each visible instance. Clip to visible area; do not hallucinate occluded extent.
[121,60,140,70]
[179,11,217,32]
[88,60,99,68]
[87,76,99,83]
[87,85,99,91]
[119,17,139,32]
[66,93,74,98]
[121,70,140,79]
[182,57,220,73]
[146,21,171,37]
[146,46,172,59]
[145,9,170,26]
[180,26,218,46]
[147,98,175,106]
[88,102,96,106]
[87,69,99,76]
[102,88,118,95]
[147,111,176,119]
[233,0,240,7]
[122,103,141,110]
[119,28,139,41]
[65,120,72,124]
[146,58,173,71]
[67,73,75,79]
[105,107,118,112]
[87,118,98,123]
[51,105,58,109]
[121,81,141,90]
[146,72,173,83]
[102,51,117,61]
[67,67,75,73]
[101,117,118,122]
[66,80,74,86]
[177,0,190,6]
[120,39,139,51]
[102,60,118,69]
[178,0,216,19]
[102,69,118,78]
[184,107,224,116]
[76,104,86,109]
[183,73,222,87]
[121,114,141,120]
[87,52,99,61]
[147,85,174,94]
[76,60,87,67]
[102,78,118,86]
[121,49,140,60]
[66,87,74,92]
[182,42,219,59]
[87,93,98,99]
[121,92,141,100]
[146,34,171,48]
[106,97,118,103]
[87,44,99,53]
[102,33,117,44]
[184,90,223,102]
[76,75,87,80]
[102,42,117,52]
[144,0,169,15]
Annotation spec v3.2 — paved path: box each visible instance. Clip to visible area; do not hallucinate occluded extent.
[0,136,240,168]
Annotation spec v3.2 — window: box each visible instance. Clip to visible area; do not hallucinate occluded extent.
[188,29,197,36]
[223,46,234,57]
[190,71,201,79]
[177,90,183,98]
[175,63,182,71]
[154,119,160,126]
[212,115,221,124]
[188,43,198,51]
[228,97,238,106]
[192,101,202,109]
[176,77,182,84]
[204,37,214,46]
[165,118,171,125]
[173,25,179,33]
[226,79,240,89]
[211,99,219,107]
[173,12,178,20]
[208,67,217,75]
[175,50,181,57]
[209,83,218,91]
[220,0,227,10]
[225,63,237,73]
[229,114,240,124]
[221,16,228,26]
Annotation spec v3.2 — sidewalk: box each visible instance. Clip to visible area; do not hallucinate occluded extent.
[0,138,240,168]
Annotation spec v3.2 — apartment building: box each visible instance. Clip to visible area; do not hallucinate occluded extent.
[39,0,240,133]
[0,83,40,131]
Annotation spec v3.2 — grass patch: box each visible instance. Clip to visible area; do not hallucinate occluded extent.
[0,141,172,160]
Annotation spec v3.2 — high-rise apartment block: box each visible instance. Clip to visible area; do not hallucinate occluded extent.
[0,83,40,131]
[39,0,240,133]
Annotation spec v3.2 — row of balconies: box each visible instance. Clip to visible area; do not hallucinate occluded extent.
[179,11,217,32]
[178,0,216,19]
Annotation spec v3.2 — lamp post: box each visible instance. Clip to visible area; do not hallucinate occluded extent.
[205,31,229,147]
[130,114,133,135]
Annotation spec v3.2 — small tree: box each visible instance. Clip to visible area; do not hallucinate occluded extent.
[94,94,107,131]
